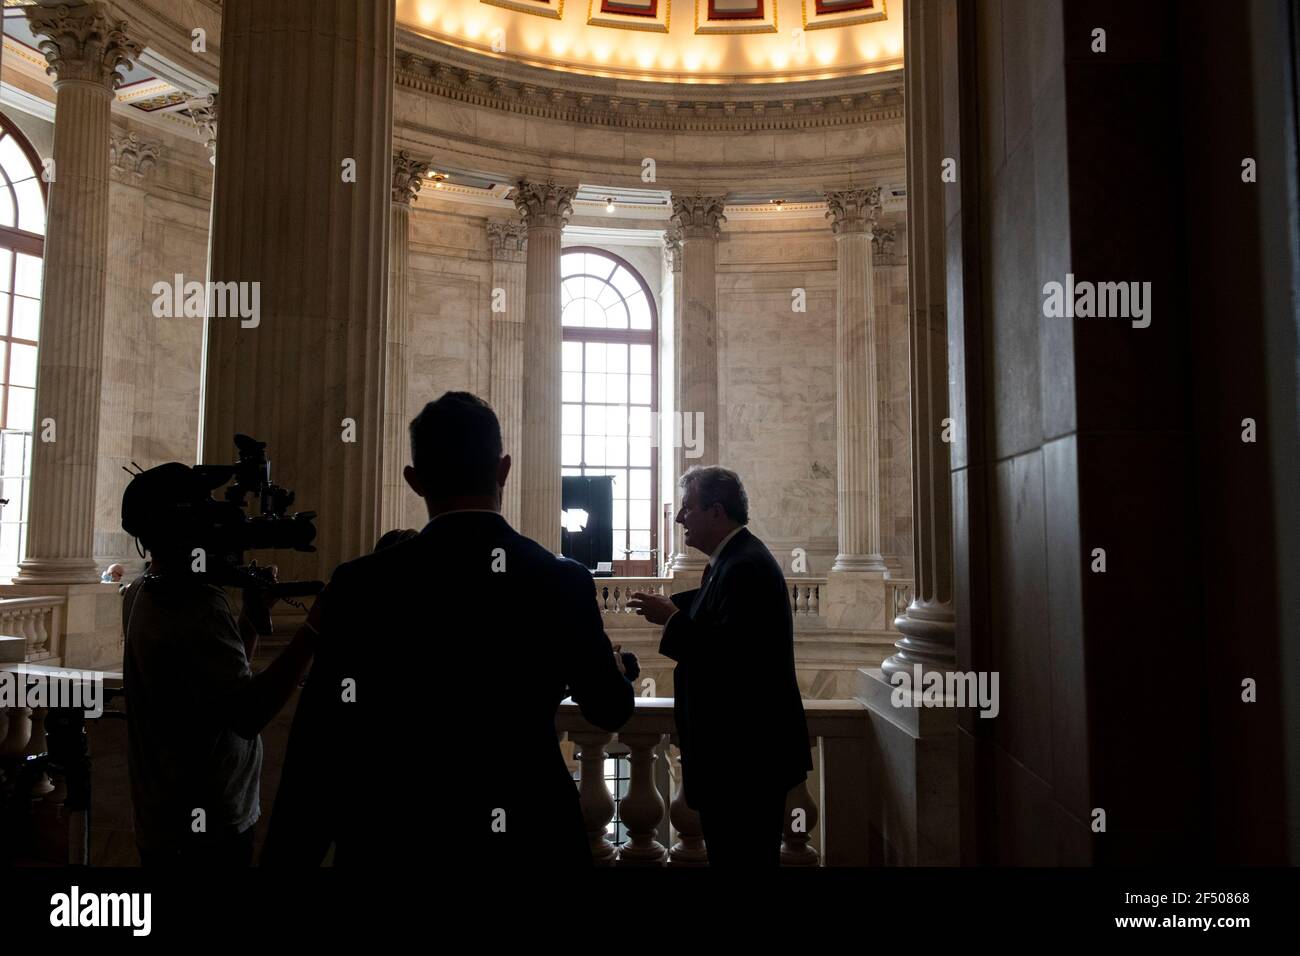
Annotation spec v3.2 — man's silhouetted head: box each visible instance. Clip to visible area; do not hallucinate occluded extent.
[405,392,511,515]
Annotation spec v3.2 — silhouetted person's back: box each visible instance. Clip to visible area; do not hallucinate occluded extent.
[263,393,634,866]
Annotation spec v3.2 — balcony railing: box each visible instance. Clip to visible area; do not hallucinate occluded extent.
[556,696,871,866]
[0,596,65,663]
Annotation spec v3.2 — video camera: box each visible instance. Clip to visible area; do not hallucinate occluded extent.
[121,434,324,598]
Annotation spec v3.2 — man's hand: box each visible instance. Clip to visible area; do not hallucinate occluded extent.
[240,563,279,636]
[627,591,677,626]
[612,644,641,681]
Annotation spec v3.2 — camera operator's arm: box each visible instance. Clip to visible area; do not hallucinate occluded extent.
[228,606,317,741]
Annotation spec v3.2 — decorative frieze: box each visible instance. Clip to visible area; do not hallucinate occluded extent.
[186,94,218,165]
[392,149,430,205]
[109,132,160,181]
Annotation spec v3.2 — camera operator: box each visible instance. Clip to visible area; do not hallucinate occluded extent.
[120,463,318,867]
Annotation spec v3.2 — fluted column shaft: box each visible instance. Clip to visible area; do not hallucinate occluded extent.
[202,0,394,580]
[827,189,887,573]
[514,181,574,552]
[18,3,142,583]
[885,0,957,676]
[668,197,725,573]
[382,151,427,533]
[488,220,528,529]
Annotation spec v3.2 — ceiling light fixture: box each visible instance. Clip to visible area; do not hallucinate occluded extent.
[606,198,616,213]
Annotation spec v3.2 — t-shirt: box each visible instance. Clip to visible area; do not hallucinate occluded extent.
[121,574,262,851]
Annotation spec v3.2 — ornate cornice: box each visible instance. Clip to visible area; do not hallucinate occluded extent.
[109,131,160,180]
[392,149,431,205]
[825,187,883,235]
[27,2,143,91]
[670,195,727,240]
[486,218,528,261]
[513,179,576,231]
[395,35,904,134]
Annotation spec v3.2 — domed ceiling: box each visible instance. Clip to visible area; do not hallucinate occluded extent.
[396,0,904,84]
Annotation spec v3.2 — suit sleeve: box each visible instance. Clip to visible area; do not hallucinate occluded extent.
[659,560,765,667]
[561,562,635,731]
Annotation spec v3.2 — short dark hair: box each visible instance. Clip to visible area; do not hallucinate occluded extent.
[409,392,503,499]
[679,465,749,524]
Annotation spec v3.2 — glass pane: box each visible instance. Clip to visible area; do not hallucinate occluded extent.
[585,372,606,403]
[595,280,620,309]
[585,342,606,372]
[6,385,34,430]
[562,435,581,466]
[630,344,652,374]
[562,403,582,435]
[606,408,627,436]
[9,343,37,387]
[562,467,582,477]
[0,342,7,384]
[15,179,45,235]
[582,299,605,328]
[606,343,627,373]
[605,436,626,466]
[628,406,651,437]
[606,302,628,330]
[610,266,642,299]
[562,302,584,327]
[612,498,626,531]
[629,294,652,330]
[585,404,606,435]
[629,436,651,466]
[629,469,651,499]
[562,340,582,371]
[0,186,13,228]
[561,253,585,276]
[0,135,36,184]
[562,371,582,402]
[611,527,627,556]
[630,373,651,405]
[12,297,38,341]
[0,250,10,291]
[1,430,25,472]
[584,435,605,466]
[0,293,8,337]
[606,373,627,404]
[14,254,41,298]
[629,529,651,553]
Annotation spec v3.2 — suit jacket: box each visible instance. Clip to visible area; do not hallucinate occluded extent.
[659,527,811,810]
[262,511,634,866]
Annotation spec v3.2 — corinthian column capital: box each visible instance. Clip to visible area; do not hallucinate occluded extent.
[392,149,430,205]
[26,2,143,91]
[186,94,218,165]
[825,187,883,235]
[486,218,528,261]
[513,179,576,230]
[670,194,727,240]
[109,131,160,181]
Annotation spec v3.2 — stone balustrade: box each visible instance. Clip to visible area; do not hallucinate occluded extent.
[789,578,826,617]
[556,696,871,866]
[0,596,66,663]
[594,578,667,615]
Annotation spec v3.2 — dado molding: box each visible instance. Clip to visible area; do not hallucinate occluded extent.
[396,33,903,134]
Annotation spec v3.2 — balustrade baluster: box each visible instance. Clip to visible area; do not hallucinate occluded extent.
[617,732,667,864]
[781,764,820,866]
[809,584,820,616]
[571,730,617,864]
[665,740,708,865]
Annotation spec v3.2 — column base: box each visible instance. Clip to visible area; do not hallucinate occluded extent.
[14,558,101,585]
[823,567,888,631]
[855,666,958,865]
[883,600,957,680]
[831,552,888,574]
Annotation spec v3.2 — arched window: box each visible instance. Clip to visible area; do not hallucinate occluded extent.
[0,112,46,577]
[560,248,658,574]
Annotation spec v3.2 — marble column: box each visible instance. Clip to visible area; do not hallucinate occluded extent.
[381,151,427,533]
[668,196,725,574]
[884,0,956,677]
[202,0,394,581]
[487,219,528,529]
[826,188,888,574]
[514,180,574,553]
[16,3,142,584]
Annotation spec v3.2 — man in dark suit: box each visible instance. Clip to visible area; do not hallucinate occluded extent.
[629,466,811,867]
[262,392,635,866]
